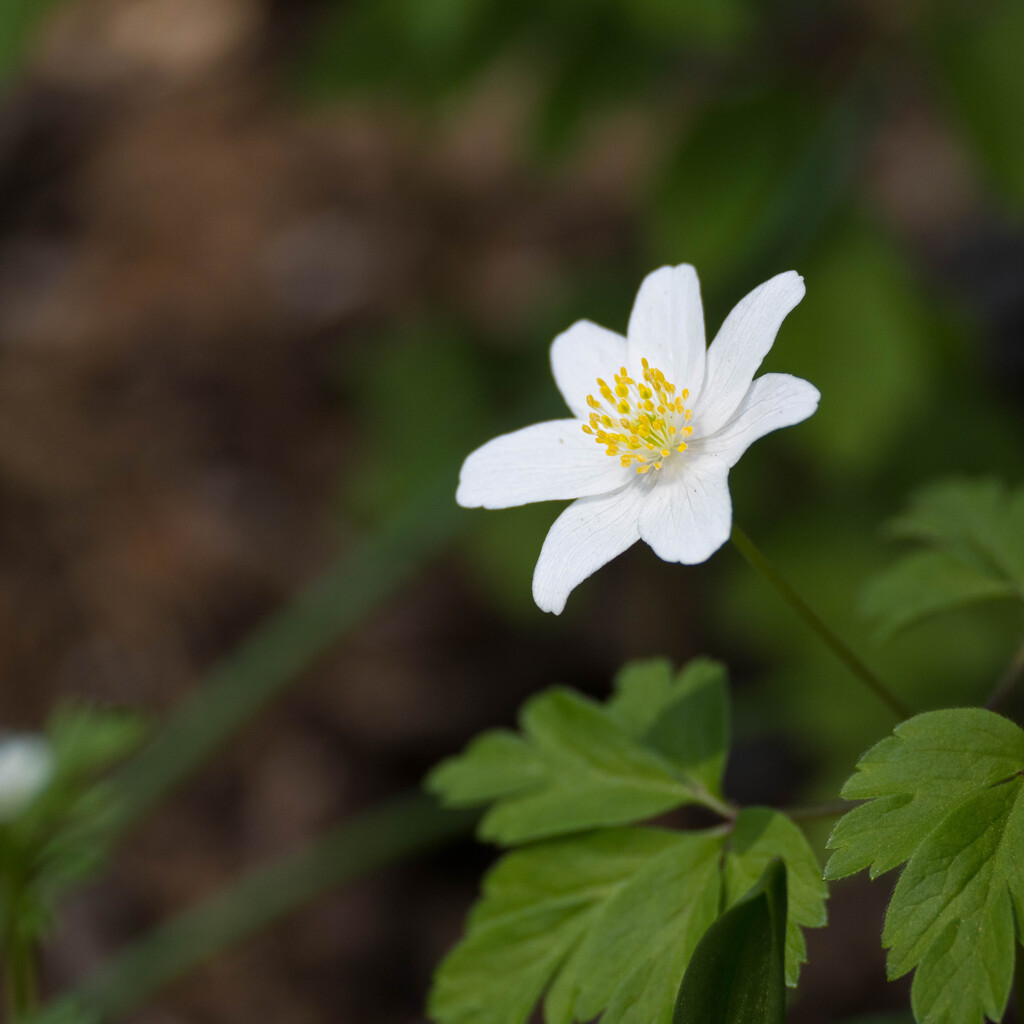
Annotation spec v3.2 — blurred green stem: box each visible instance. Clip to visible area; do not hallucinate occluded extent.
[35,793,476,1023]
[985,638,1024,712]
[95,473,462,846]
[730,525,910,720]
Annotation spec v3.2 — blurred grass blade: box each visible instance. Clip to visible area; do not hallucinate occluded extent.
[34,793,477,1024]
[672,858,788,1024]
[100,471,463,842]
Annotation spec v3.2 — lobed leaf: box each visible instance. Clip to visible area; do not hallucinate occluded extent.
[427,659,731,844]
[429,828,721,1024]
[725,808,828,986]
[827,708,1024,1024]
[607,657,730,798]
[862,478,1024,639]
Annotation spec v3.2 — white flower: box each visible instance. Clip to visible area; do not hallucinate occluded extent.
[457,265,819,614]
[0,733,53,821]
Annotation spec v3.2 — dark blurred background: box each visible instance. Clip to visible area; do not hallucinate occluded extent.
[1,0,1023,1021]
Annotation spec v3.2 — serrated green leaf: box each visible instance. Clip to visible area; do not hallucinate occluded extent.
[425,731,544,805]
[608,657,730,797]
[427,686,714,845]
[826,709,1024,880]
[862,479,1024,638]
[565,830,722,1024]
[888,780,1024,1024]
[672,859,787,1024]
[827,709,1024,1024]
[725,808,827,986]
[429,827,723,1024]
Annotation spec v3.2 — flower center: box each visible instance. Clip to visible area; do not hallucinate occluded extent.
[581,357,694,473]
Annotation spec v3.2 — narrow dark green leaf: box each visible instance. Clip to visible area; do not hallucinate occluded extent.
[672,859,788,1024]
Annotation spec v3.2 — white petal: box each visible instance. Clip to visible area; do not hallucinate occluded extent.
[626,264,706,396]
[695,373,819,468]
[532,481,649,614]
[696,271,805,436]
[456,420,627,509]
[550,320,629,419]
[637,461,732,565]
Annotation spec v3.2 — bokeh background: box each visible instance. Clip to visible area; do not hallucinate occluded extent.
[1,0,1023,1021]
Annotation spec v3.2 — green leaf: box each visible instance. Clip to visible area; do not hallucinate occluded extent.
[826,709,1024,880]
[826,709,1024,1024]
[672,859,787,1024]
[608,657,730,797]
[862,478,1024,638]
[429,827,723,1024]
[428,688,700,844]
[428,658,734,845]
[725,808,828,986]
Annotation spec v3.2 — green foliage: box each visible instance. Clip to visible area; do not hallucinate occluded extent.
[672,859,787,1024]
[726,808,827,986]
[862,479,1024,638]
[428,661,827,1024]
[431,813,826,1024]
[651,88,822,288]
[291,0,751,149]
[427,658,731,842]
[429,828,721,1024]
[826,709,1024,1024]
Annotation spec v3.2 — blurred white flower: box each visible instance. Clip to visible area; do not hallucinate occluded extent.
[0,734,54,821]
[457,265,819,613]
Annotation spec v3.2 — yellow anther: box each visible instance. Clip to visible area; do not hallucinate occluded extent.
[685,409,693,420]
[681,389,689,399]
[584,356,696,470]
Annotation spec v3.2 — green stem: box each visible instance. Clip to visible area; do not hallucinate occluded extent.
[780,800,859,822]
[730,525,910,720]
[690,784,738,821]
[35,793,476,1024]
[985,637,1024,713]
[85,473,463,850]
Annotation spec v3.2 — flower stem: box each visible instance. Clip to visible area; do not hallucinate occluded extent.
[730,524,910,720]
[779,799,860,822]
[985,637,1024,713]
